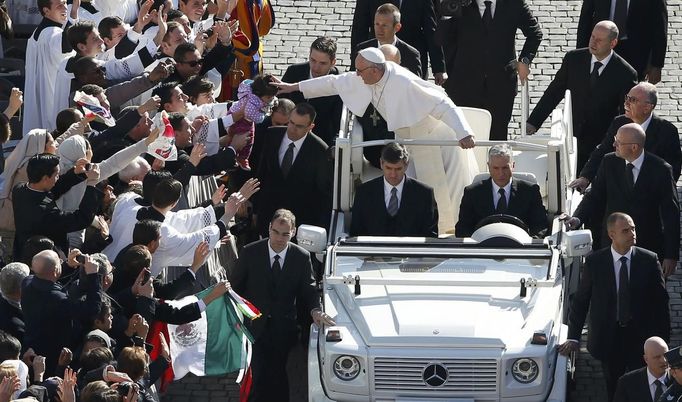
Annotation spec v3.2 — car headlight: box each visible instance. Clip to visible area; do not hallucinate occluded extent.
[333,355,361,381]
[511,358,539,383]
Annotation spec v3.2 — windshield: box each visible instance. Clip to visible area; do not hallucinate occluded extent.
[334,255,550,281]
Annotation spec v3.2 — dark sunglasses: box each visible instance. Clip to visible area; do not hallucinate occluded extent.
[179,59,204,67]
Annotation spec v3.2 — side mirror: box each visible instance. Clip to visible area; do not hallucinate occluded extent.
[297,224,328,254]
[562,229,592,258]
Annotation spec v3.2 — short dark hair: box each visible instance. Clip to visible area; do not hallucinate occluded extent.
[27,153,60,183]
[142,170,173,203]
[72,57,100,81]
[271,208,296,228]
[293,102,317,124]
[167,112,186,131]
[133,220,162,245]
[21,236,56,265]
[152,178,183,208]
[181,75,214,102]
[381,142,409,164]
[98,16,124,40]
[0,331,21,361]
[163,21,183,43]
[310,36,337,60]
[37,0,52,16]
[68,21,97,52]
[166,8,186,21]
[119,245,152,279]
[79,84,105,97]
[55,108,82,136]
[80,347,114,372]
[606,212,632,230]
[152,81,181,112]
[250,74,278,98]
[173,42,197,62]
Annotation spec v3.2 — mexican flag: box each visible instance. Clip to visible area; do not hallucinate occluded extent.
[149,286,260,389]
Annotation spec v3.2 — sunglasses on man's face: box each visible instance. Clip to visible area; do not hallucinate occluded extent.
[179,59,204,67]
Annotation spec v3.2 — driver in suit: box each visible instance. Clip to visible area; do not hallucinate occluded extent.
[455,144,548,237]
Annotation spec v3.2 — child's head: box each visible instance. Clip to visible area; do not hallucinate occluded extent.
[181,75,215,105]
[251,74,279,103]
[92,297,113,332]
[0,331,21,361]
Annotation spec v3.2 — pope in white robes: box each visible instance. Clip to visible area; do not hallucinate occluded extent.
[276,48,479,234]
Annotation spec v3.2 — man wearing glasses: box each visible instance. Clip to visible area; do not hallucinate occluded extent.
[526,20,637,173]
[566,123,679,277]
[573,82,681,191]
[230,209,335,402]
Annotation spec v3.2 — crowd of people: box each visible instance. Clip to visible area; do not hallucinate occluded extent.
[0,0,678,401]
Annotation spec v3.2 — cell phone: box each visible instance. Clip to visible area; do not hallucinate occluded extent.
[76,254,86,265]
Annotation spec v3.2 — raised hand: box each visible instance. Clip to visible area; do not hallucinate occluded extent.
[191,241,211,272]
[238,178,260,200]
[211,184,227,206]
[60,367,77,402]
[189,143,208,167]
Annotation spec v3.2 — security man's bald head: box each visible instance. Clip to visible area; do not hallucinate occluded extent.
[32,250,61,282]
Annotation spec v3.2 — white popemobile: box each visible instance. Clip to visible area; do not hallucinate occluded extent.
[297,87,592,402]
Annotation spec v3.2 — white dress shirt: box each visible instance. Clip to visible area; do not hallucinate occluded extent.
[268,241,289,268]
[476,0,497,17]
[491,178,512,209]
[590,50,614,75]
[640,112,653,132]
[611,246,633,292]
[626,151,645,184]
[383,175,406,209]
[278,133,308,166]
[647,368,668,402]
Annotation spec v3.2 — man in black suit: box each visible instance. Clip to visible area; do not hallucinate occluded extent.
[250,98,295,173]
[351,0,446,83]
[230,209,335,402]
[280,37,343,147]
[527,21,637,172]
[576,0,668,83]
[350,142,438,237]
[567,123,679,277]
[352,4,422,77]
[571,82,681,192]
[437,0,543,140]
[0,263,30,342]
[559,212,670,401]
[254,103,333,238]
[613,336,670,402]
[455,144,547,237]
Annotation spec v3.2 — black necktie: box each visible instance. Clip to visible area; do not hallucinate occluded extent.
[272,254,282,283]
[618,256,631,324]
[626,162,635,190]
[496,188,507,213]
[281,142,295,178]
[590,61,603,88]
[387,187,399,217]
[613,0,628,38]
[482,1,493,29]
[654,379,664,402]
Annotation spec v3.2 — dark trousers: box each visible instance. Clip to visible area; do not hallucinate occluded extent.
[248,319,297,402]
[600,324,646,402]
[449,81,516,141]
[576,135,602,177]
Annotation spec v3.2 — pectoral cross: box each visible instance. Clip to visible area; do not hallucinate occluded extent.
[370,108,381,127]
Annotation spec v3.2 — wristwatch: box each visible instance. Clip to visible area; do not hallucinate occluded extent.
[519,56,531,65]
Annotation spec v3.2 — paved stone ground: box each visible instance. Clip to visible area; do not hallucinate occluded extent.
[164,0,682,401]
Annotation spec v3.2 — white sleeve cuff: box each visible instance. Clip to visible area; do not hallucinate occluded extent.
[221,115,234,127]
[197,299,207,312]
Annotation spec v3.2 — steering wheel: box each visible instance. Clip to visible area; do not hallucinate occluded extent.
[473,214,530,234]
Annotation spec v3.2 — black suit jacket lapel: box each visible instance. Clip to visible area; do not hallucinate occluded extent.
[601,249,618,308]
[270,129,286,180]
[508,180,519,210]
[482,178,496,214]
[633,154,652,191]
[397,177,412,216]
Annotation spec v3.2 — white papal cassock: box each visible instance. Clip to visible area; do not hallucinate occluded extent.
[298,61,479,233]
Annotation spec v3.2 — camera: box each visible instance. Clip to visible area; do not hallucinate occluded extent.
[76,254,86,265]
[439,0,473,16]
[84,163,92,171]
[205,28,214,37]
[116,382,134,396]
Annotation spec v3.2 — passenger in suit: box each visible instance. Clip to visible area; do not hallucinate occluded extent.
[254,102,333,238]
[350,142,438,237]
[658,346,682,402]
[613,337,670,402]
[559,213,670,401]
[527,20,637,173]
[352,4,422,77]
[576,0,668,83]
[351,0,446,83]
[280,37,343,147]
[567,123,679,277]
[571,82,681,192]
[437,0,542,141]
[230,209,335,402]
[455,144,547,238]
